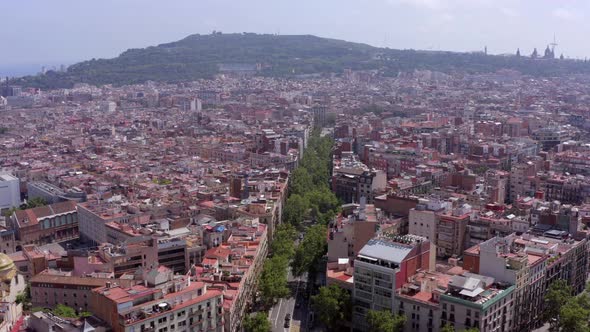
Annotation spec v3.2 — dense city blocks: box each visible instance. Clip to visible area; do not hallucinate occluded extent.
[1,23,590,332]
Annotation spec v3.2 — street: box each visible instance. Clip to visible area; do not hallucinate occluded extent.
[269,267,310,332]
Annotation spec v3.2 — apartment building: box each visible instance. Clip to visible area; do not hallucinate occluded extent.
[409,197,451,244]
[478,236,546,331]
[92,275,223,332]
[436,204,471,258]
[332,152,387,204]
[195,222,268,332]
[395,270,445,332]
[77,200,149,245]
[465,232,589,331]
[353,235,434,331]
[30,270,137,311]
[327,201,380,264]
[440,273,515,332]
[508,160,542,203]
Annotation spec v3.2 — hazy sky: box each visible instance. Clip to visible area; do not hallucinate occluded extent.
[2,0,590,68]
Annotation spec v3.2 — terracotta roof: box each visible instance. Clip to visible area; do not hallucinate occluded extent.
[30,273,112,287]
[14,200,77,227]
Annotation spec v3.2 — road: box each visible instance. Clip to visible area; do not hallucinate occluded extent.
[269,266,309,332]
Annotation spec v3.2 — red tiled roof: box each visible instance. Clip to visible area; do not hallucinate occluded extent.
[14,200,77,227]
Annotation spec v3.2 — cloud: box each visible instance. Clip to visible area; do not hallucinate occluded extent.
[552,8,577,20]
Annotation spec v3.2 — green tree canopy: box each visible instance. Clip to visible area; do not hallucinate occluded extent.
[311,284,351,331]
[307,187,340,224]
[292,224,327,276]
[366,309,406,332]
[544,280,573,331]
[258,255,291,304]
[440,324,455,332]
[243,312,271,332]
[559,291,590,332]
[283,194,309,227]
[270,224,297,258]
[53,304,78,318]
[23,197,48,209]
[289,167,314,197]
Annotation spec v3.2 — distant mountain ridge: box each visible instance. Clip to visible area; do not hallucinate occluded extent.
[11,33,590,88]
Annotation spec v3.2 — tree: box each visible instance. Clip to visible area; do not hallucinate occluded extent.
[311,284,351,331]
[558,290,590,332]
[23,197,48,209]
[270,224,296,258]
[53,304,78,318]
[441,324,455,332]
[289,168,313,197]
[543,280,573,331]
[366,309,406,332]
[291,224,327,276]
[243,312,271,332]
[15,285,31,310]
[559,297,589,332]
[258,255,290,304]
[307,187,339,224]
[3,197,49,217]
[283,194,309,227]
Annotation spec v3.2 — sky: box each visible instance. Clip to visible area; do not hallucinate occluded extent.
[2,0,590,74]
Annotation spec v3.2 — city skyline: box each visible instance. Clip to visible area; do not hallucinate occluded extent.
[2,0,590,69]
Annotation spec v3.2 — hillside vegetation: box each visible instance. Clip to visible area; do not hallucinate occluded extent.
[12,33,590,88]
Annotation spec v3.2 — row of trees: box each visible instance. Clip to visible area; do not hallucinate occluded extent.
[257,224,296,304]
[287,132,338,277]
[254,130,338,319]
[283,132,339,227]
[544,280,590,332]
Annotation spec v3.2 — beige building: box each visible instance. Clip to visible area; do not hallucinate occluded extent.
[92,272,223,332]
[30,271,137,311]
[440,273,515,332]
[409,207,438,243]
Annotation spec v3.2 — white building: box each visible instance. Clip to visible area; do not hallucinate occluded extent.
[100,101,117,112]
[0,174,20,212]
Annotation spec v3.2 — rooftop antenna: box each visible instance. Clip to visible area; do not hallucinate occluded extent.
[550,34,558,54]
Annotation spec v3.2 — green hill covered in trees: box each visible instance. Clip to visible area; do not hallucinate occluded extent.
[11,33,590,88]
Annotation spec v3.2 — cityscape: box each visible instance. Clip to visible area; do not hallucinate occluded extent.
[1,3,590,332]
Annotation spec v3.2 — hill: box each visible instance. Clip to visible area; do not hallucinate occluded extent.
[11,33,590,88]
